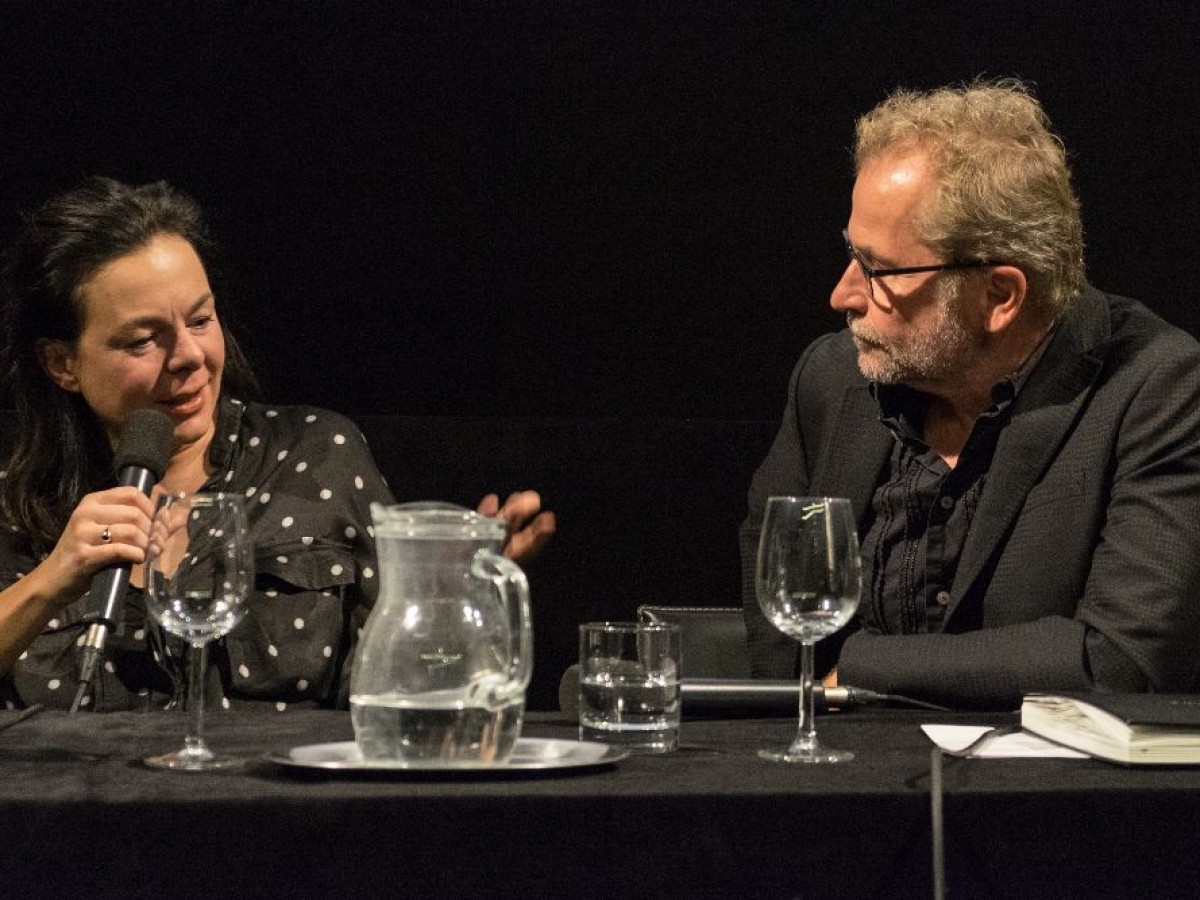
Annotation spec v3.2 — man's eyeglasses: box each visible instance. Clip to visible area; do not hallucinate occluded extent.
[842,228,1001,300]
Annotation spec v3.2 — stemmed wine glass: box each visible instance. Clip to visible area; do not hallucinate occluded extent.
[143,492,253,770]
[756,496,862,763]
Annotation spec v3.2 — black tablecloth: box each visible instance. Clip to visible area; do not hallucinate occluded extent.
[3,706,1200,898]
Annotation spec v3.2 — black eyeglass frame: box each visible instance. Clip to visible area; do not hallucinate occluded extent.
[842,228,1002,296]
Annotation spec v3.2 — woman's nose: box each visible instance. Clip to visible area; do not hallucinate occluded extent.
[168,329,204,370]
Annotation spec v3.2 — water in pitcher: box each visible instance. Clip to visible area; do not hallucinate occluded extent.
[351,676,524,764]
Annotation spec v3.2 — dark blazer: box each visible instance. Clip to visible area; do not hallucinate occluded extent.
[741,286,1200,709]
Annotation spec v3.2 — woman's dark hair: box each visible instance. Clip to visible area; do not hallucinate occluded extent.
[0,177,260,551]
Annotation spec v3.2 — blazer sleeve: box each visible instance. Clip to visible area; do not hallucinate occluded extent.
[740,336,832,678]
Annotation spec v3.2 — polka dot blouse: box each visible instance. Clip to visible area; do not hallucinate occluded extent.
[0,396,395,712]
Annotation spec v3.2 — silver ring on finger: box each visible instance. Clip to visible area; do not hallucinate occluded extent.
[100,526,112,543]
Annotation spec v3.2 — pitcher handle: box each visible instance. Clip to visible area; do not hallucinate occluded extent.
[472,550,534,695]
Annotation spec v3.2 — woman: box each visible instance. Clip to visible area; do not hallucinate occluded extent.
[0,177,554,711]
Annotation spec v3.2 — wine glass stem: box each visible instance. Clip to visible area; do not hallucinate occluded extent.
[795,639,817,750]
[185,642,210,755]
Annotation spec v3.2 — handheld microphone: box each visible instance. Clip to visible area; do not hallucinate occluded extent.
[71,408,175,713]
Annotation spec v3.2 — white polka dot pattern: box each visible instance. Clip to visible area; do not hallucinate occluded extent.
[4,399,393,712]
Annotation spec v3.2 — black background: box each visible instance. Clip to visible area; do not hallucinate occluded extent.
[3,1,1198,708]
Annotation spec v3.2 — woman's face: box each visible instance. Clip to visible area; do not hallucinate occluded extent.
[41,232,226,453]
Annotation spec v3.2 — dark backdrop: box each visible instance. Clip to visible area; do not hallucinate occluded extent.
[3,1,1198,708]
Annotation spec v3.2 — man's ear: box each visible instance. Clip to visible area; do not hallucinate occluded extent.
[982,265,1028,334]
[36,339,81,392]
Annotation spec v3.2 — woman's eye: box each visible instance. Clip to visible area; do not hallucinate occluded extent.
[126,336,153,351]
[189,315,214,330]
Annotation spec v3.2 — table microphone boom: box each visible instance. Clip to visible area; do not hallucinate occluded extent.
[557,665,886,718]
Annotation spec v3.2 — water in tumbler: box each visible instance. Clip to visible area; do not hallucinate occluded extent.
[579,671,680,750]
[351,678,524,765]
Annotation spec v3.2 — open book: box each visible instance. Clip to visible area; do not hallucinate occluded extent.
[1020,693,1200,765]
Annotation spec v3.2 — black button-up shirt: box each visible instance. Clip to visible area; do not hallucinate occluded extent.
[858,381,1013,635]
[856,329,1055,638]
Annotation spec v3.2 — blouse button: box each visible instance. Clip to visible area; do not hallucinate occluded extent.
[935,590,952,606]
[938,495,954,511]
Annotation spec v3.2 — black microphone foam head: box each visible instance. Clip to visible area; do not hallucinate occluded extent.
[114,408,176,479]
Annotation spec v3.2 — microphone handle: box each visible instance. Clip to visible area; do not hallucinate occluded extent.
[72,464,159,713]
[88,567,134,635]
[89,464,157,629]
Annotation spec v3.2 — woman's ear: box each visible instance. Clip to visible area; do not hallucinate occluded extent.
[36,339,81,392]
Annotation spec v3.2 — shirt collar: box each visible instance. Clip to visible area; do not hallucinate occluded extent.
[207,394,245,474]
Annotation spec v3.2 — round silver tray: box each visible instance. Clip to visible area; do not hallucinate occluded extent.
[267,737,626,775]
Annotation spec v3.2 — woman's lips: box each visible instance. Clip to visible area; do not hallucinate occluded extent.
[159,391,204,416]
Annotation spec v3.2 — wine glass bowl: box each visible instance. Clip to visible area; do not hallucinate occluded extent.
[143,492,252,770]
[756,496,862,763]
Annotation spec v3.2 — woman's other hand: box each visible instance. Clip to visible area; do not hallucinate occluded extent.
[476,491,556,565]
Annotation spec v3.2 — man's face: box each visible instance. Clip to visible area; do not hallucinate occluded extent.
[830,149,985,389]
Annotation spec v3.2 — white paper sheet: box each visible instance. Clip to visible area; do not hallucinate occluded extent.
[921,724,1088,758]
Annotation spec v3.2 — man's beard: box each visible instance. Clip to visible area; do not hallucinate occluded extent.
[847,283,982,385]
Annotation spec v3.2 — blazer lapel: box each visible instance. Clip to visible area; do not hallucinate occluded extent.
[950,291,1110,604]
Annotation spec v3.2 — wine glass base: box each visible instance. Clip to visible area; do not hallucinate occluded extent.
[758,747,855,764]
[144,748,246,772]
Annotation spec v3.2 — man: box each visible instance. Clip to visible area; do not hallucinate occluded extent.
[741,79,1200,710]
